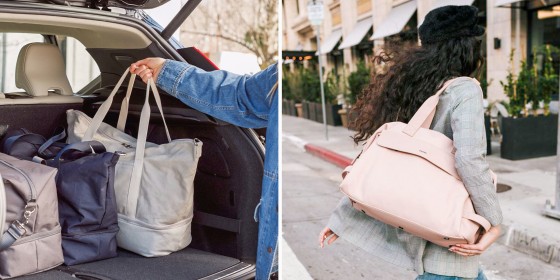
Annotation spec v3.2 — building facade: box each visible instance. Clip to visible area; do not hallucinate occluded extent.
[282,0,560,101]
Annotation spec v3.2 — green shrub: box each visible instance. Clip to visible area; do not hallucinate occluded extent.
[347,60,370,105]
[541,45,559,115]
[299,67,321,102]
[324,69,348,104]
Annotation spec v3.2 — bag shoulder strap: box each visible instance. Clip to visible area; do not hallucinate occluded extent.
[3,133,46,154]
[402,77,478,137]
[37,129,66,157]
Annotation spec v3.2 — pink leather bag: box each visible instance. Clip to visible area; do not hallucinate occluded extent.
[340,77,495,247]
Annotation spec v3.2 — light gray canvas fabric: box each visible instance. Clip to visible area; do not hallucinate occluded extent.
[0,153,63,279]
[327,78,503,278]
[67,71,202,257]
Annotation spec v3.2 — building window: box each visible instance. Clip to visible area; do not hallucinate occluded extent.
[296,0,300,15]
[331,5,341,26]
[357,0,372,16]
[528,3,560,93]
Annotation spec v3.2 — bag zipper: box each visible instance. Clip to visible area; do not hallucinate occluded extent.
[71,110,136,150]
[63,226,119,238]
[12,225,61,246]
[71,110,200,150]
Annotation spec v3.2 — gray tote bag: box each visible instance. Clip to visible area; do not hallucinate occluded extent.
[66,70,202,257]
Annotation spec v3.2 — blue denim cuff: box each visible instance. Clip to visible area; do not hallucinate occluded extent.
[156,60,189,98]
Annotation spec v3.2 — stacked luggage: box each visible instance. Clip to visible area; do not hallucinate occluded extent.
[0,70,202,278]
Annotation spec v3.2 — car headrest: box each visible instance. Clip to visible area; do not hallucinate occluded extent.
[15,43,73,97]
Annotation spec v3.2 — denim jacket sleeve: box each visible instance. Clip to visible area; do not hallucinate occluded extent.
[156,60,278,129]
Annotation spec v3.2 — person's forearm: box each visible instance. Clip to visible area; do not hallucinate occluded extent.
[156,60,274,128]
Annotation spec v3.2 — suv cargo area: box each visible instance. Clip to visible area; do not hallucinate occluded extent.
[0,2,263,279]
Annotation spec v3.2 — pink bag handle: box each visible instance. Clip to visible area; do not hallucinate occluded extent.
[403,77,479,137]
[463,212,491,232]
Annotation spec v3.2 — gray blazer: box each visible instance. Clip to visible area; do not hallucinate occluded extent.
[327,78,503,279]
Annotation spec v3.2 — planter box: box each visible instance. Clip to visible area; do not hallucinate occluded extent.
[314,102,322,123]
[288,100,296,116]
[282,100,297,116]
[308,101,317,121]
[307,102,343,126]
[302,101,311,119]
[282,100,288,115]
[501,114,558,160]
[325,104,343,126]
[485,115,492,155]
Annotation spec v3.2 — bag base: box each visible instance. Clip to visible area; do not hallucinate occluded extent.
[116,215,193,257]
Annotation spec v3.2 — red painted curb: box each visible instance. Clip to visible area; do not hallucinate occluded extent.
[304,143,353,169]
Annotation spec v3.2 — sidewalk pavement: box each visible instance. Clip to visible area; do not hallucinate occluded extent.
[281,238,313,280]
[282,115,560,268]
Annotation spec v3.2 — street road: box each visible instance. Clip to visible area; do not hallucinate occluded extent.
[282,137,560,280]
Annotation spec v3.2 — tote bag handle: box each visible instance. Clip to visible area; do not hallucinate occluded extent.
[82,69,172,143]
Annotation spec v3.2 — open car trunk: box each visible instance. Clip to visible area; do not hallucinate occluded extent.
[0,84,263,280]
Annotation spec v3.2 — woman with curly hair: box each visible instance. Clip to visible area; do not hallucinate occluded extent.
[318,5,502,280]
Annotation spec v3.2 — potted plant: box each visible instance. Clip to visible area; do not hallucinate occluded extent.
[299,67,320,121]
[500,46,559,160]
[346,60,371,129]
[320,69,343,126]
[541,45,559,116]
[283,67,305,117]
[281,68,294,116]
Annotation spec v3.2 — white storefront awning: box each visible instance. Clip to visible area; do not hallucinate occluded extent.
[370,0,417,40]
[338,18,373,49]
[318,29,343,55]
[430,0,475,10]
[418,0,475,26]
[495,0,526,7]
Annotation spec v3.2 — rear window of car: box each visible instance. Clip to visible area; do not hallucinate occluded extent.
[0,33,100,93]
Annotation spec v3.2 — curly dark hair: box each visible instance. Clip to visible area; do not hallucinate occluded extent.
[351,37,484,144]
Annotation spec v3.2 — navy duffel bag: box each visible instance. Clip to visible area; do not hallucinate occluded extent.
[1,129,119,265]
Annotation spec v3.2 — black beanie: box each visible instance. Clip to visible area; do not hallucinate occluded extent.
[418,5,484,45]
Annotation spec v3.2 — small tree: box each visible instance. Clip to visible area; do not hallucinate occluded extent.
[283,67,305,103]
[300,68,321,102]
[347,60,371,105]
[529,48,541,116]
[500,50,522,117]
[517,59,532,117]
[541,44,559,116]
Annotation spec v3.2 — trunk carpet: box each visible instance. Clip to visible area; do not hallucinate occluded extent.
[18,248,240,280]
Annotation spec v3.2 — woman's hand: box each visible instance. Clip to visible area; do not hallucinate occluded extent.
[449,225,501,257]
[130,57,166,84]
[319,227,339,248]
